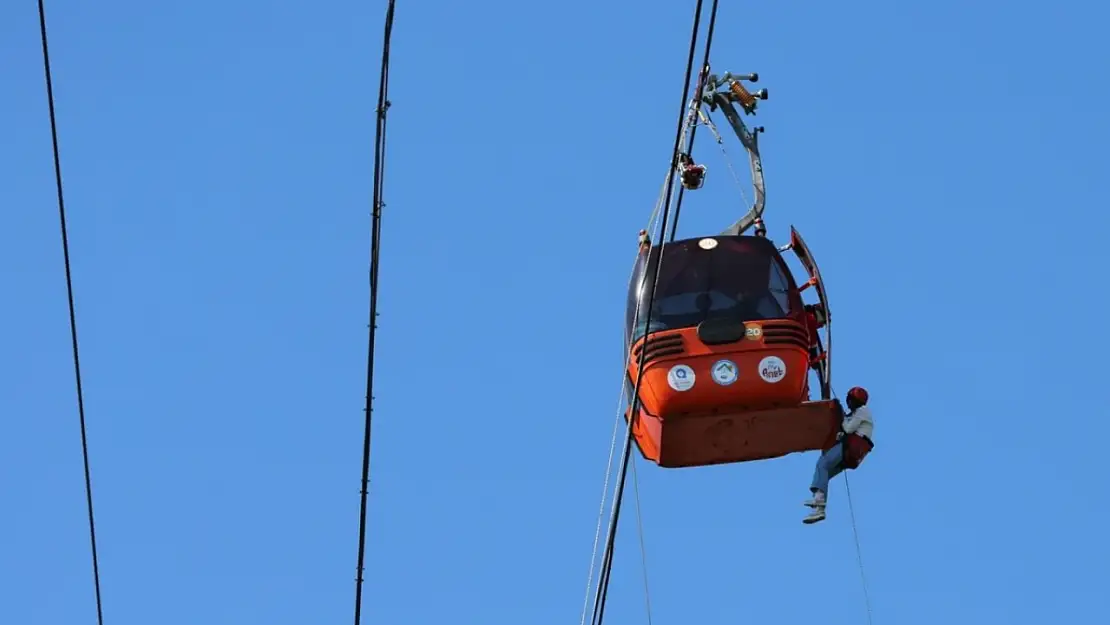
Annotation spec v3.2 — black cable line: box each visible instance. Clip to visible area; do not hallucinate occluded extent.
[353,2,395,624]
[587,3,708,623]
[36,2,105,624]
[668,0,721,242]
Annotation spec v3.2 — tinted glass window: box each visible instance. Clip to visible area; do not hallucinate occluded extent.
[626,236,800,342]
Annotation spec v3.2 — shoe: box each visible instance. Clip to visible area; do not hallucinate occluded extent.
[802,507,826,524]
[803,497,825,508]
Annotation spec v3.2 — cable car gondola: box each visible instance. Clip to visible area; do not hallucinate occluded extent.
[623,71,842,469]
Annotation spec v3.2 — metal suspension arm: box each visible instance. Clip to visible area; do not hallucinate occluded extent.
[702,71,768,236]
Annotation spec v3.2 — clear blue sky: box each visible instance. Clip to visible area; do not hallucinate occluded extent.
[2,0,1107,623]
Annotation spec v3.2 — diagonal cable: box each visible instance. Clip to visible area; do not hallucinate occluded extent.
[36,2,105,623]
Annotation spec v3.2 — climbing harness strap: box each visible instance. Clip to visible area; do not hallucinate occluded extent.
[841,434,874,470]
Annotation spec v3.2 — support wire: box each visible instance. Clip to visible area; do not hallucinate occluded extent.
[36,2,106,623]
[353,2,396,624]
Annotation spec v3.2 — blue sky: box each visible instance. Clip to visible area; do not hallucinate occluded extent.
[2,0,1108,623]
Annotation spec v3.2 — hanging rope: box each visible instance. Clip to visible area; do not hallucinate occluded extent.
[579,306,642,625]
[579,236,662,625]
[629,457,653,625]
[353,2,395,624]
[578,393,656,625]
[36,3,105,624]
[578,161,677,622]
[843,475,873,625]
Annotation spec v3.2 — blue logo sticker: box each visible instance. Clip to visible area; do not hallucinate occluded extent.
[711,359,738,386]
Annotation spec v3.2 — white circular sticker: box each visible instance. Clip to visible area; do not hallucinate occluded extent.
[710,359,738,386]
[667,364,696,391]
[758,356,787,383]
[698,237,718,250]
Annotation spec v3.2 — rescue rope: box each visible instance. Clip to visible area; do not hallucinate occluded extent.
[579,313,640,625]
[630,456,653,625]
[580,248,658,625]
[353,2,395,624]
[831,388,874,625]
[585,2,720,623]
[578,208,673,625]
[843,475,874,625]
[36,3,105,623]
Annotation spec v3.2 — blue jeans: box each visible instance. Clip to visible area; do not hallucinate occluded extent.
[810,444,845,497]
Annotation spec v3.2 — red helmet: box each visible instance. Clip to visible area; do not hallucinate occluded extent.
[847,386,869,405]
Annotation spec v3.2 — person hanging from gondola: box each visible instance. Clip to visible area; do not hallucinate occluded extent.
[802,386,874,524]
[677,152,706,190]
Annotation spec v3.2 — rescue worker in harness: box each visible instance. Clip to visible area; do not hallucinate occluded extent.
[803,386,874,524]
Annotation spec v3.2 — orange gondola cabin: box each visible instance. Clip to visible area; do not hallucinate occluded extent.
[624,227,842,468]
